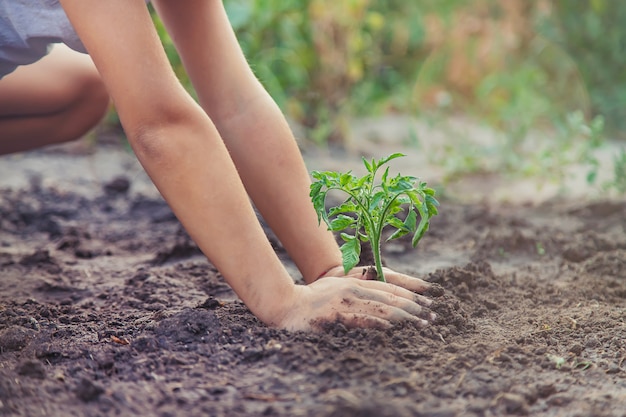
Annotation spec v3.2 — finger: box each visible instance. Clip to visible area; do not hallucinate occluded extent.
[355,278,433,308]
[335,312,392,330]
[412,293,434,308]
[318,265,351,279]
[341,266,377,280]
[348,299,430,327]
[351,289,436,322]
[381,268,431,293]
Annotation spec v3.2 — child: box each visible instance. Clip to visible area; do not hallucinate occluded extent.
[0,0,436,330]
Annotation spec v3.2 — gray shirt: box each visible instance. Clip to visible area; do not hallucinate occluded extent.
[0,0,87,78]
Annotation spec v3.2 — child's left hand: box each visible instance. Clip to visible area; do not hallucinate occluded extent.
[319,265,432,296]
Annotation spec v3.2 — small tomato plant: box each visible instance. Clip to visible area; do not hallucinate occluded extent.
[310,153,439,282]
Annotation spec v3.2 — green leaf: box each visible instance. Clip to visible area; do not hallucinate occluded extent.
[309,181,323,198]
[356,174,372,189]
[362,157,372,173]
[312,191,329,226]
[385,204,403,218]
[389,177,414,193]
[378,152,406,167]
[386,216,407,230]
[388,228,409,241]
[340,237,361,274]
[412,205,430,247]
[425,194,439,216]
[340,232,354,242]
[340,172,353,187]
[381,167,390,185]
[406,189,425,209]
[311,193,326,222]
[369,190,386,211]
[388,209,417,241]
[329,214,356,231]
[412,220,429,247]
[404,209,418,230]
[329,201,358,217]
[395,195,411,205]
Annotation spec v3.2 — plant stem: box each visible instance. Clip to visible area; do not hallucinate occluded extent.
[370,235,385,282]
[370,193,405,282]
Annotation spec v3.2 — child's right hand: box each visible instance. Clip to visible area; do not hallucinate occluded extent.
[274,277,436,331]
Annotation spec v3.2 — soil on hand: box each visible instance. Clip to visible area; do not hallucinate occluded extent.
[1,154,625,417]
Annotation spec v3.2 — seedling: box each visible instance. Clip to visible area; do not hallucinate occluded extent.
[310,153,439,282]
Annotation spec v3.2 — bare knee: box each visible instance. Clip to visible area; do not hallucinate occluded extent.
[0,44,108,117]
[54,63,110,143]
[0,46,110,155]
[71,68,110,127]
[53,44,110,116]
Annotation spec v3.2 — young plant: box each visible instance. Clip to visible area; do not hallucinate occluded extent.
[310,153,439,282]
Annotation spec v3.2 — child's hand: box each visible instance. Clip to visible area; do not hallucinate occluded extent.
[318,265,432,294]
[276,276,436,331]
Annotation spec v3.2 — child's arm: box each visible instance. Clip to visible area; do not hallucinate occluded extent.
[150,0,342,284]
[59,0,434,330]
[151,0,434,293]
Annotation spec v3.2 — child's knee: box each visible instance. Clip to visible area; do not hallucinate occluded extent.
[74,66,110,116]
[50,45,109,116]
[86,76,110,121]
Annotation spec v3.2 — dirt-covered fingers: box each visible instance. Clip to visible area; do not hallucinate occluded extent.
[363,278,434,309]
[380,267,431,293]
[357,278,431,304]
[346,298,430,327]
[352,283,436,323]
[334,313,392,330]
[307,311,393,331]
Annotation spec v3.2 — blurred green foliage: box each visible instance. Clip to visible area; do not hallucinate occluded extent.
[537,0,626,134]
[149,1,625,144]
[224,0,427,143]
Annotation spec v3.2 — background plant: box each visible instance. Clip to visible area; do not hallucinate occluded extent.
[407,1,624,189]
[224,0,427,144]
[98,2,624,192]
[536,0,626,135]
[141,1,626,142]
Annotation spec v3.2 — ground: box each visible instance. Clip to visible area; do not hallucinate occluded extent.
[0,127,624,417]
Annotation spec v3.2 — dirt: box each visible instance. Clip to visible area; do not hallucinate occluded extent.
[0,141,625,417]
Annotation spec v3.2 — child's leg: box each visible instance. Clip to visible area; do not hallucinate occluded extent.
[0,44,109,155]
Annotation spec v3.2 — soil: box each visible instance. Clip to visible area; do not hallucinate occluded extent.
[0,139,625,417]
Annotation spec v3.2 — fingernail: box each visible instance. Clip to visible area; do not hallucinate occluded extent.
[419,319,429,327]
[430,312,437,321]
[416,295,432,306]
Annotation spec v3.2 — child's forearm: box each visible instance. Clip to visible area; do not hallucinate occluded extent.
[210,91,343,283]
[58,0,298,324]
[129,110,297,325]
[151,0,343,283]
